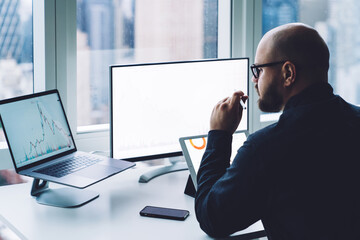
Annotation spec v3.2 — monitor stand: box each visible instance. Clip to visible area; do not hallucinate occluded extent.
[30,179,99,208]
[138,156,188,183]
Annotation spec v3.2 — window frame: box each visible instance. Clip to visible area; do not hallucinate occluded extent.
[0,0,48,169]
[1,0,265,169]
[54,0,269,152]
[232,0,281,133]
[52,0,360,153]
[60,0,235,154]
[231,0,265,133]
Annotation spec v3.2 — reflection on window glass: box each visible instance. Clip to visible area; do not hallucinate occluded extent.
[76,0,218,128]
[0,0,33,100]
[263,0,360,107]
[0,0,33,143]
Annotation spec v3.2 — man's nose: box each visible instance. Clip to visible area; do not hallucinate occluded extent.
[251,76,258,83]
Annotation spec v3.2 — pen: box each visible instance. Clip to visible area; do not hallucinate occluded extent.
[240,100,247,110]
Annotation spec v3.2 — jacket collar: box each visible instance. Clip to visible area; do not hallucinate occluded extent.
[283,82,334,112]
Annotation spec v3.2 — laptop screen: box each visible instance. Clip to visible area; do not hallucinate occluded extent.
[0,91,76,169]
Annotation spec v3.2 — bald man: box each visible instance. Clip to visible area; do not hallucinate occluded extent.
[195,23,360,239]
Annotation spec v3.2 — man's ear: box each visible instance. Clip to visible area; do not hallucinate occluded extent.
[282,61,296,87]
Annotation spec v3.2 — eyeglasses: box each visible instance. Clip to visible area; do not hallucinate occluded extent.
[250,60,287,79]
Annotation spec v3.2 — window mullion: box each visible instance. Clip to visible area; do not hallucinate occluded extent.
[231,0,263,134]
[54,0,77,134]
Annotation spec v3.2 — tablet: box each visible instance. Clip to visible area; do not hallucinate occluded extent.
[179,130,248,190]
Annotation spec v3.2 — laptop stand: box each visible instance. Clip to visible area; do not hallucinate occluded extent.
[30,178,99,208]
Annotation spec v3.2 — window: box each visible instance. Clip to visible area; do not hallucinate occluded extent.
[0,0,37,170]
[76,0,219,130]
[0,0,33,100]
[261,0,360,123]
[0,0,33,144]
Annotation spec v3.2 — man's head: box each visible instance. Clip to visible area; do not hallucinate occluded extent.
[252,23,330,112]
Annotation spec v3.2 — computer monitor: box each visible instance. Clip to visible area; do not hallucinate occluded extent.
[110,58,249,161]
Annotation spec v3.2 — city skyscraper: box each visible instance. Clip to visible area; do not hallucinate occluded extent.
[326,0,360,103]
[0,0,33,100]
[204,0,218,59]
[78,0,116,124]
[0,0,32,63]
[77,0,218,126]
[262,0,299,34]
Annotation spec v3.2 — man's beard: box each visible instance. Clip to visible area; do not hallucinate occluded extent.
[256,81,283,113]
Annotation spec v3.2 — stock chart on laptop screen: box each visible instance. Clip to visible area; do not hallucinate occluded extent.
[0,92,75,168]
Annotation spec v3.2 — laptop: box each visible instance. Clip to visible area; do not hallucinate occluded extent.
[179,130,248,190]
[0,90,135,189]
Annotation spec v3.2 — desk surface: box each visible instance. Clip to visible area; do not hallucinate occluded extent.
[0,163,264,240]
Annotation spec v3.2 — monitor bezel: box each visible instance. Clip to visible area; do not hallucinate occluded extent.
[110,58,249,162]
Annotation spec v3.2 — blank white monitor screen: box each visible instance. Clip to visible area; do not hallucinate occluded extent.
[110,58,249,160]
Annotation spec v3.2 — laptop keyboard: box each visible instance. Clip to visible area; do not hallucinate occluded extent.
[35,155,102,178]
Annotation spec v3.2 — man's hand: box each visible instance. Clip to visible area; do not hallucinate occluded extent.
[210,91,248,134]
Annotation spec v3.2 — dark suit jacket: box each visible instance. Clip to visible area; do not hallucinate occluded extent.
[195,82,360,239]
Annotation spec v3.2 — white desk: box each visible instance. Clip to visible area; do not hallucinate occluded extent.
[0,163,265,240]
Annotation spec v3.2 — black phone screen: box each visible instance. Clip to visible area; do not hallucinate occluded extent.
[140,206,189,221]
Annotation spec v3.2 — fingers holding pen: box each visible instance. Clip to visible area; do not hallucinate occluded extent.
[210,90,248,133]
[217,91,248,111]
[216,96,231,111]
[240,95,248,109]
[230,91,248,109]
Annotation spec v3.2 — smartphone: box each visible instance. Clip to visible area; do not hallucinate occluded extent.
[139,206,190,221]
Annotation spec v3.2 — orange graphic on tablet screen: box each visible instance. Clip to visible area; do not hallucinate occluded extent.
[189,138,206,150]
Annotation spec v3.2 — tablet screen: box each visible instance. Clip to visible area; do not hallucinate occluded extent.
[180,131,248,189]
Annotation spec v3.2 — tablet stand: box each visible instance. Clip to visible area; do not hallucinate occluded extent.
[184,175,196,197]
[30,178,99,208]
[138,156,188,183]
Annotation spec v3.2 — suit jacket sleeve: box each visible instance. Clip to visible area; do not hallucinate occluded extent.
[195,130,266,238]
